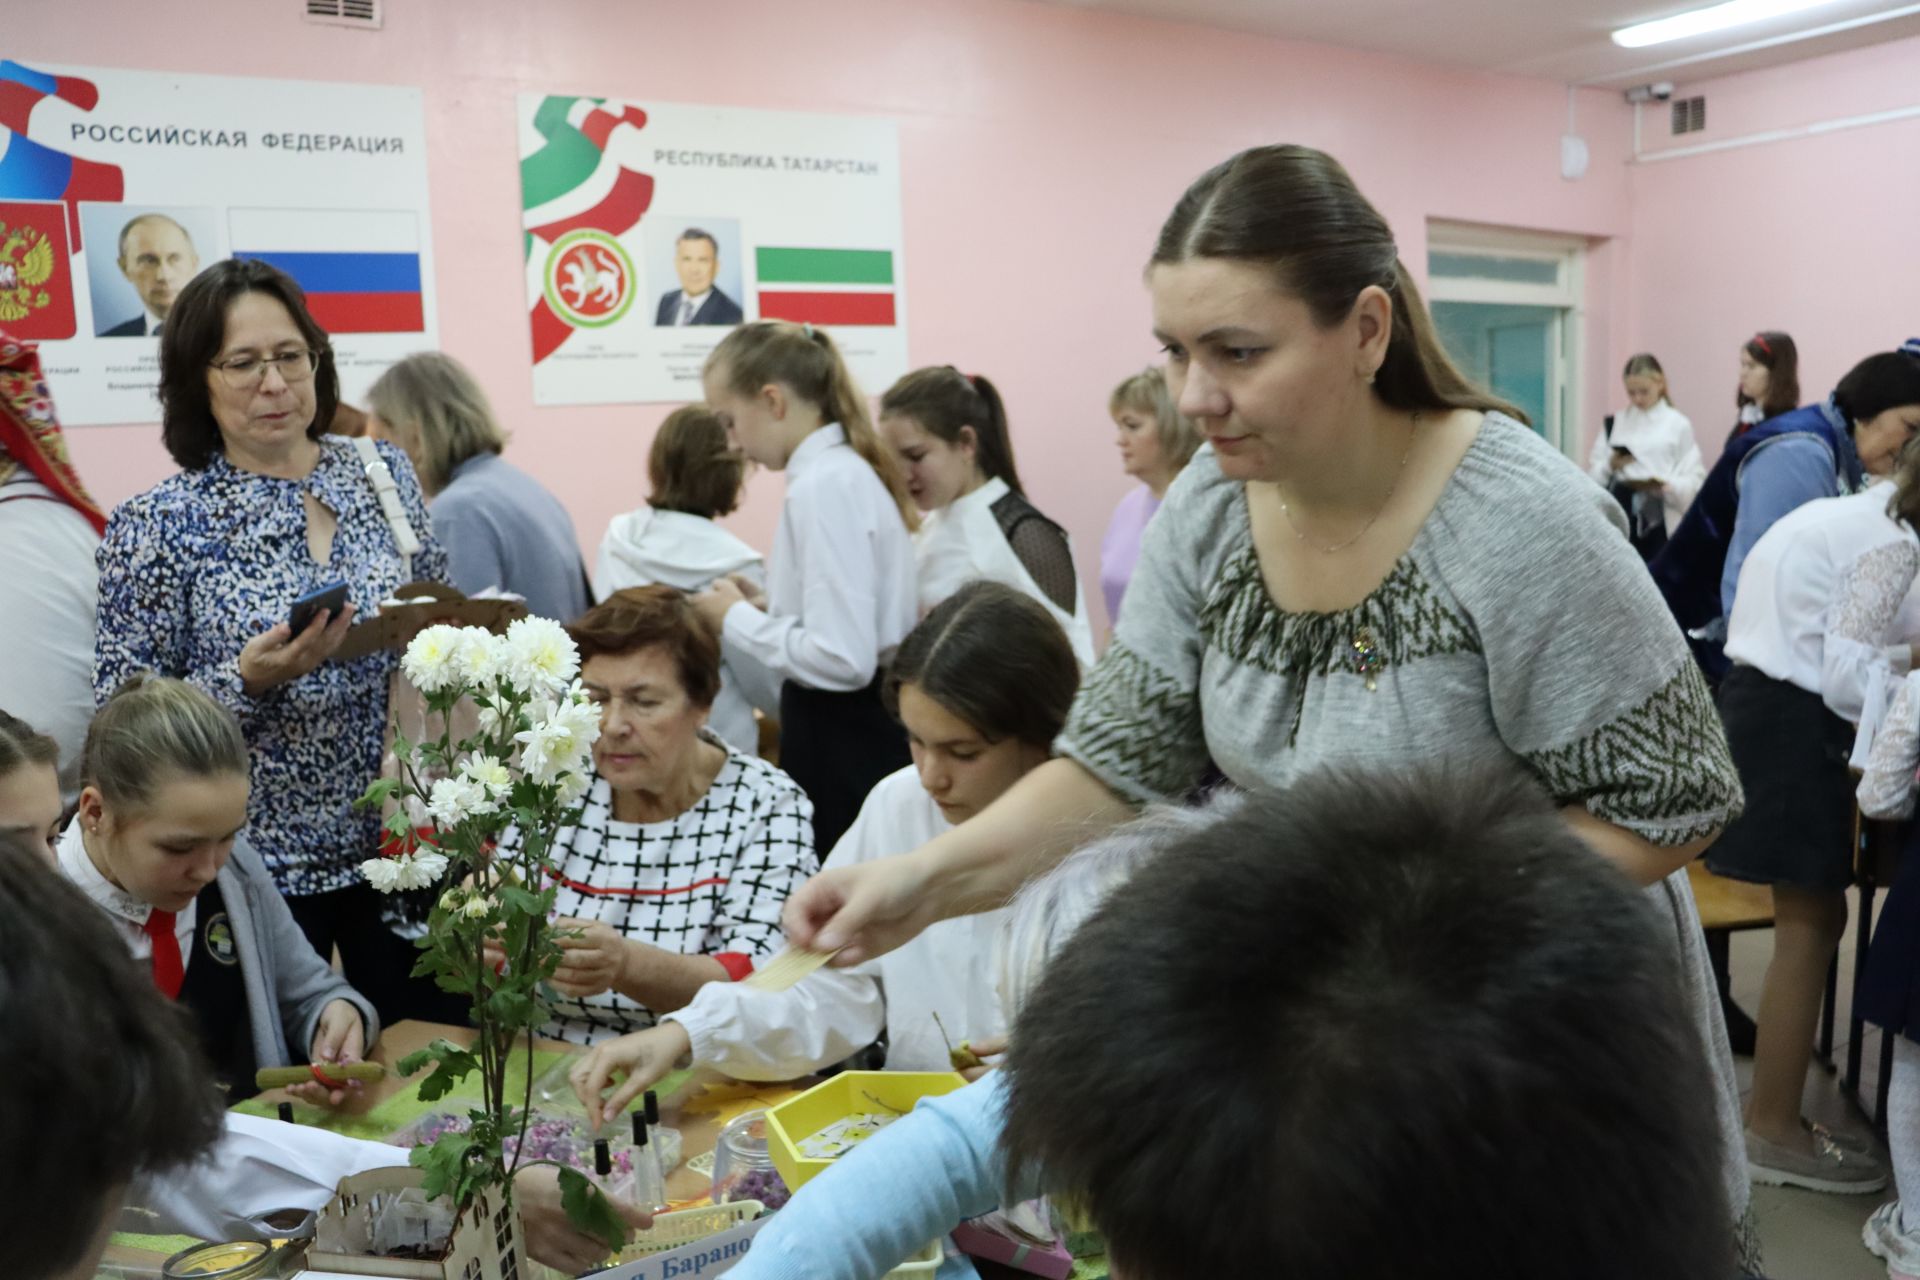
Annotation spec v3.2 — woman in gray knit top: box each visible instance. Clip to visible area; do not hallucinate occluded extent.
[785,146,1753,1263]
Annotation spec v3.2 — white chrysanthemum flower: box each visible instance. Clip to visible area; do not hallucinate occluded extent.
[454,627,506,686]
[392,850,450,891]
[361,855,405,892]
[502,616,580,697]
[426,776,494,827]
[475,693,512,737]
[515,693,603,783]
[555,769,593,805]
[402,624,467,694]
[458,754,513,801]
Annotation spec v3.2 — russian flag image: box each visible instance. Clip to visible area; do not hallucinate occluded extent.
[230,208,425,334]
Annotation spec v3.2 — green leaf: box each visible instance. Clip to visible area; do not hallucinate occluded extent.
[557,1167,629,1252]
[498,884,544,918]
[397,1039,480,1102]
[412,1130,473,1202]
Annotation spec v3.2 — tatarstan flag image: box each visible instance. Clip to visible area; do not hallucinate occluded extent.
[0,201,76,339]
[756,247,896,326]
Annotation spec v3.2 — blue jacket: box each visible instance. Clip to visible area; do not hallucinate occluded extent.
[1649,398,1862,636]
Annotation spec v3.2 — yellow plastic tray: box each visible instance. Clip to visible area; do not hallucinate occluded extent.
[764,1070,966,1190]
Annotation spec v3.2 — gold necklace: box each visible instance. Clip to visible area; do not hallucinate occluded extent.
[1276,412,1421,555]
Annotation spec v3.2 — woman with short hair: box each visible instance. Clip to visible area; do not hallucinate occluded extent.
[367,350,590,623]
[493,585,815,1045]
[595,404,773,752]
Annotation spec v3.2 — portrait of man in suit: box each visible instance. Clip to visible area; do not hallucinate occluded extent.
[655,228,743,327]
[98,213,200,338]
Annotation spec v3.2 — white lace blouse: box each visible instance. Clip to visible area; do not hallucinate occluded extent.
[1725,481,1920,721]
[1860,671,1920,819]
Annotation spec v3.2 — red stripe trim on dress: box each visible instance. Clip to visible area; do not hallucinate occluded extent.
[549,872,731,898]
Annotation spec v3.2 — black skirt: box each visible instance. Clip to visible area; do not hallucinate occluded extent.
[1704,663,1857,893]
[779,675,910,861]
[1858,825,1920,1043]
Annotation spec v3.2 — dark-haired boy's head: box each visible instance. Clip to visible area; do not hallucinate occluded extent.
[0,832,224,1278]
[1001,766,1730,1280]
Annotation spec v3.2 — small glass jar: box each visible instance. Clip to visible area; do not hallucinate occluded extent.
[161,1240,297,1278]
[710,1109,791,1211]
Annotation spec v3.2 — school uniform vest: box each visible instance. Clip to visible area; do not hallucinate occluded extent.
[1649,399,1861,633]
[176,879,258,1099]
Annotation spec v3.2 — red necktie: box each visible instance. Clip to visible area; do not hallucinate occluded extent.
[144,909,184,999]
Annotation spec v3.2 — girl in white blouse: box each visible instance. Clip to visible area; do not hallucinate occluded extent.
[692,322,920,858]
[569,581,1081,1120]
[1711,456,1920,1194]
[1586,353,1705,558]
[878,366,1097,667]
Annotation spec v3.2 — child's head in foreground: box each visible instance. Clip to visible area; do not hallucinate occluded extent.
[1001,765,1731,1280]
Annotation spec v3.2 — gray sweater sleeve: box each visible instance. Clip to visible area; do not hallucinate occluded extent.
[1454,427,1743,846]
[1054,453,1222,802]
[235,845,380,1066]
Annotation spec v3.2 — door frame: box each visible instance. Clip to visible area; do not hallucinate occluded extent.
[1426,222,1585,460]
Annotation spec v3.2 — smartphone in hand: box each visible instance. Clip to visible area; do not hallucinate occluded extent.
[289,581,349,634]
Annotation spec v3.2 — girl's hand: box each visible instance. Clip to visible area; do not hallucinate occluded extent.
[956,1033,1007,1082]
[238,605,357,696]
[725,573,768,610]
[290,1001,367,1107]
[692,579,747,632]
[570,1022,693,1131]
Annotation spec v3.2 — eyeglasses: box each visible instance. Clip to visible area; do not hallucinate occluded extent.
[208,348,321,390]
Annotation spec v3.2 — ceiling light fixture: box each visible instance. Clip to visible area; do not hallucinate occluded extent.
[1612,0,1846,48]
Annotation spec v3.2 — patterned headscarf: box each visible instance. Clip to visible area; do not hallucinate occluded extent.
[0,327,104,534]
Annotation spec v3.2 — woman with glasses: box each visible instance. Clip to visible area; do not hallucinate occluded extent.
[93,258,450,1022]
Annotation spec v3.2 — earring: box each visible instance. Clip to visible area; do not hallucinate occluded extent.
[1365,371,1378,386]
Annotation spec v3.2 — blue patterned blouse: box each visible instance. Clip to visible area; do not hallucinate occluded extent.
[94,436,449,896]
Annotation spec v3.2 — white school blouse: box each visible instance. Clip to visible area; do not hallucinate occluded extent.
[665,766,1008,1077]
[721,425,918,692]
[914,476,1097,668]
[1584,400,1706,534]
[1725,482,1920,723]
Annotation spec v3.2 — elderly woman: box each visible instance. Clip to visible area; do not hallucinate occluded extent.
[492,586,814,1045]
[596,404,775,752]
[93,258,449,1016]
[1100,366,1201,629]
[367,351,590,623]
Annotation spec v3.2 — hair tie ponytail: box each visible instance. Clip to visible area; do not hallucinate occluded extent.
[1901,337,1920,359]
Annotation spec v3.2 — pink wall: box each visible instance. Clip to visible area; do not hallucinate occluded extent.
[16,0,1636,630]
[1626,31,1920,456]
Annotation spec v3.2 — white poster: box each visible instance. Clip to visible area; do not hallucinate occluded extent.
[0,58,436,424]
[517,94,906,405]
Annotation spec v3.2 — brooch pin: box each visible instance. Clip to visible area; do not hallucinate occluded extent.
[1350,627,1385,692]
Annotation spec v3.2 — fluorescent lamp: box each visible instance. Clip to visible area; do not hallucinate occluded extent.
[1612,0,1845,47]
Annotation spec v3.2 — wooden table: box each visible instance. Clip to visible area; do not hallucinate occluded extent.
[99,1020,811,1273]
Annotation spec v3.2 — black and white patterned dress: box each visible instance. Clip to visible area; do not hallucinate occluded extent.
[503,735,814,1045]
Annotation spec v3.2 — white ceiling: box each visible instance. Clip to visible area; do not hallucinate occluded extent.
[1036,0,1920,86]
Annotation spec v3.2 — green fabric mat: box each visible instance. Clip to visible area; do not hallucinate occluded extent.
[107,1051,695,1261]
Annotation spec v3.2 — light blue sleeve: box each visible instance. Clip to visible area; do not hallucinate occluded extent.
[725,1074,1033,1280]
[430,490,505,596]
[1721,437,1837,617]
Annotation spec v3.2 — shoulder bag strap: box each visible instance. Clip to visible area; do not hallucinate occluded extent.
[350,436,422,581]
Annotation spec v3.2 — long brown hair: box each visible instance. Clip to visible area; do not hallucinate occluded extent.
[707,321,918,530]
[1151,146,1524,424]
[1739,331,1799,420]
[880,366,1024,495]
